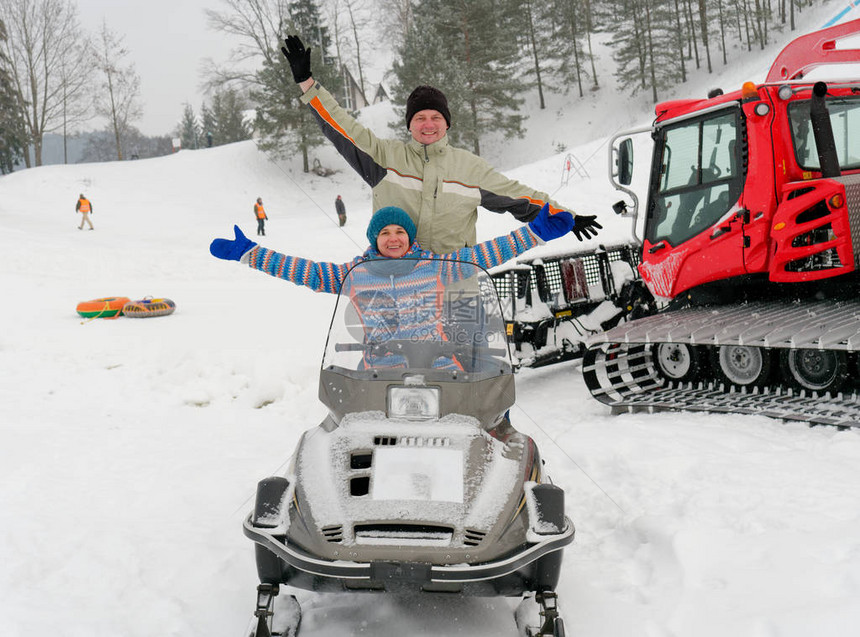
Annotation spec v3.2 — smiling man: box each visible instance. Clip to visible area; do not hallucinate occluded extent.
[281,35,602,254]
[404,86,450,146]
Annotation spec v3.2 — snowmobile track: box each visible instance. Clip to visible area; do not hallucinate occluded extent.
[583,300,860,428]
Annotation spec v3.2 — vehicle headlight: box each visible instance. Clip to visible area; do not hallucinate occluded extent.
[387,386,440,420]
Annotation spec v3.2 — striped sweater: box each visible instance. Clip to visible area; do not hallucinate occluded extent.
[245,225,540,294]
[246,226,539,370]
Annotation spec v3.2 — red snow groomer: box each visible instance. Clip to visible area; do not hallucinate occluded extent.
[584,19,860,427]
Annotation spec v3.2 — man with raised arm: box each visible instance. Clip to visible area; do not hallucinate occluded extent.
[280,35,602,255]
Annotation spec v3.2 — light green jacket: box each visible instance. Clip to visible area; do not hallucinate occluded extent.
[301,82,571,254]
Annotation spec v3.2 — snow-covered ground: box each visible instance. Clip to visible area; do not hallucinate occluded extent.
[2,5,860,636]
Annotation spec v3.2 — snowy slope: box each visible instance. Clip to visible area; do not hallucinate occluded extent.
[2,5,860,635]
[2,138,859,637]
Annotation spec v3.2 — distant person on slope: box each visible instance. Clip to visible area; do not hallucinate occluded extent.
[76,194,94,230]
[335,194,347,227]
[254,197,268,236]
[280,34,602,255]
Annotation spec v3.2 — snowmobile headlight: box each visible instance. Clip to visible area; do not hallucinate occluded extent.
[388,386,440,420]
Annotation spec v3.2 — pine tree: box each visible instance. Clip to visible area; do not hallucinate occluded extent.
[251,0,343,172]
[392,24,466,140]
[697,0,713,73]
[208,88,252,145]
[178,103,200,150]
[517,0,552,108]
[200,103,216,147]
[0,18,24,173]
[547,0,601,97]
[609,0,681,102]
[392,0,524,156]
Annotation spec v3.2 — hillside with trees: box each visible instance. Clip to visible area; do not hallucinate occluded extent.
[0,0,831,172]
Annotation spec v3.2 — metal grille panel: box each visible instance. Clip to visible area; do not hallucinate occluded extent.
[491,244,640,306]
[835,173,860,269]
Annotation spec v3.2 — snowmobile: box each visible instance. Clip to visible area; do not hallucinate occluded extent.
[243,257,575,637]
[581,19,860,427]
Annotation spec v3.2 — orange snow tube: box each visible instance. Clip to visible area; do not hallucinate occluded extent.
[121,297,176,318]
[76,297,131,319]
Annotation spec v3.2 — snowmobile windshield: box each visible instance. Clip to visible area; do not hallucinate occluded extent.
[321,257,513,381]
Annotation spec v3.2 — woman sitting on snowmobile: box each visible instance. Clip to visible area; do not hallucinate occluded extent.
[210,205,574,368]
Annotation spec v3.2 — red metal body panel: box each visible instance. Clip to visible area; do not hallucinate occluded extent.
[653,92,740,123]
[766,18,860,81]
[640,229,745,299]
[769,179,855,282]
[637,22,860,299]
[738,92,779,276]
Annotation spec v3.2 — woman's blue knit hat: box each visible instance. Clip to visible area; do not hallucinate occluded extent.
[366,206,417,247]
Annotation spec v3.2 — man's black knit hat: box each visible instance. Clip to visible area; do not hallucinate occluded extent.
[405,85,451,129]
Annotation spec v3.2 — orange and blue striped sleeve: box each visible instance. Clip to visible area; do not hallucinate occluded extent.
[444,226,538,270]
[246,246,364,294]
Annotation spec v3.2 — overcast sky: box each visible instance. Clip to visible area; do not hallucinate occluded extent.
[77,0,240,137]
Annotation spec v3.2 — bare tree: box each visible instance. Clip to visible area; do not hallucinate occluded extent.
[375,0,413,47]
[672,0,687,82]
[327,0,371,103]
[327,0,344,67]
[522,0,545,109]
[716,0,728,66]
[343,0,369,98]
[204,0,291,91]
[324,0,351,107]
[583,0,599,90]
[92,20,142,161]
[697,0,713,73]
[0,0,91,166]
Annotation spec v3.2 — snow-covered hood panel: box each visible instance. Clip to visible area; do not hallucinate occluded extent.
[296,413,525,545]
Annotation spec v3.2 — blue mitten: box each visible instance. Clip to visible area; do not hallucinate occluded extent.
[210,225,257,261]
[528,203,574,242]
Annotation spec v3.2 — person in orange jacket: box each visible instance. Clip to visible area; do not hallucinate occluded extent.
[254,197,268,236]
[76,194,94,230]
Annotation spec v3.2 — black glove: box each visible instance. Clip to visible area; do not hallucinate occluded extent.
[571,214,602,241]
[281,35,312,84]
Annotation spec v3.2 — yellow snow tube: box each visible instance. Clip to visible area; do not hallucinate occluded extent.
[121,297,176,318]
